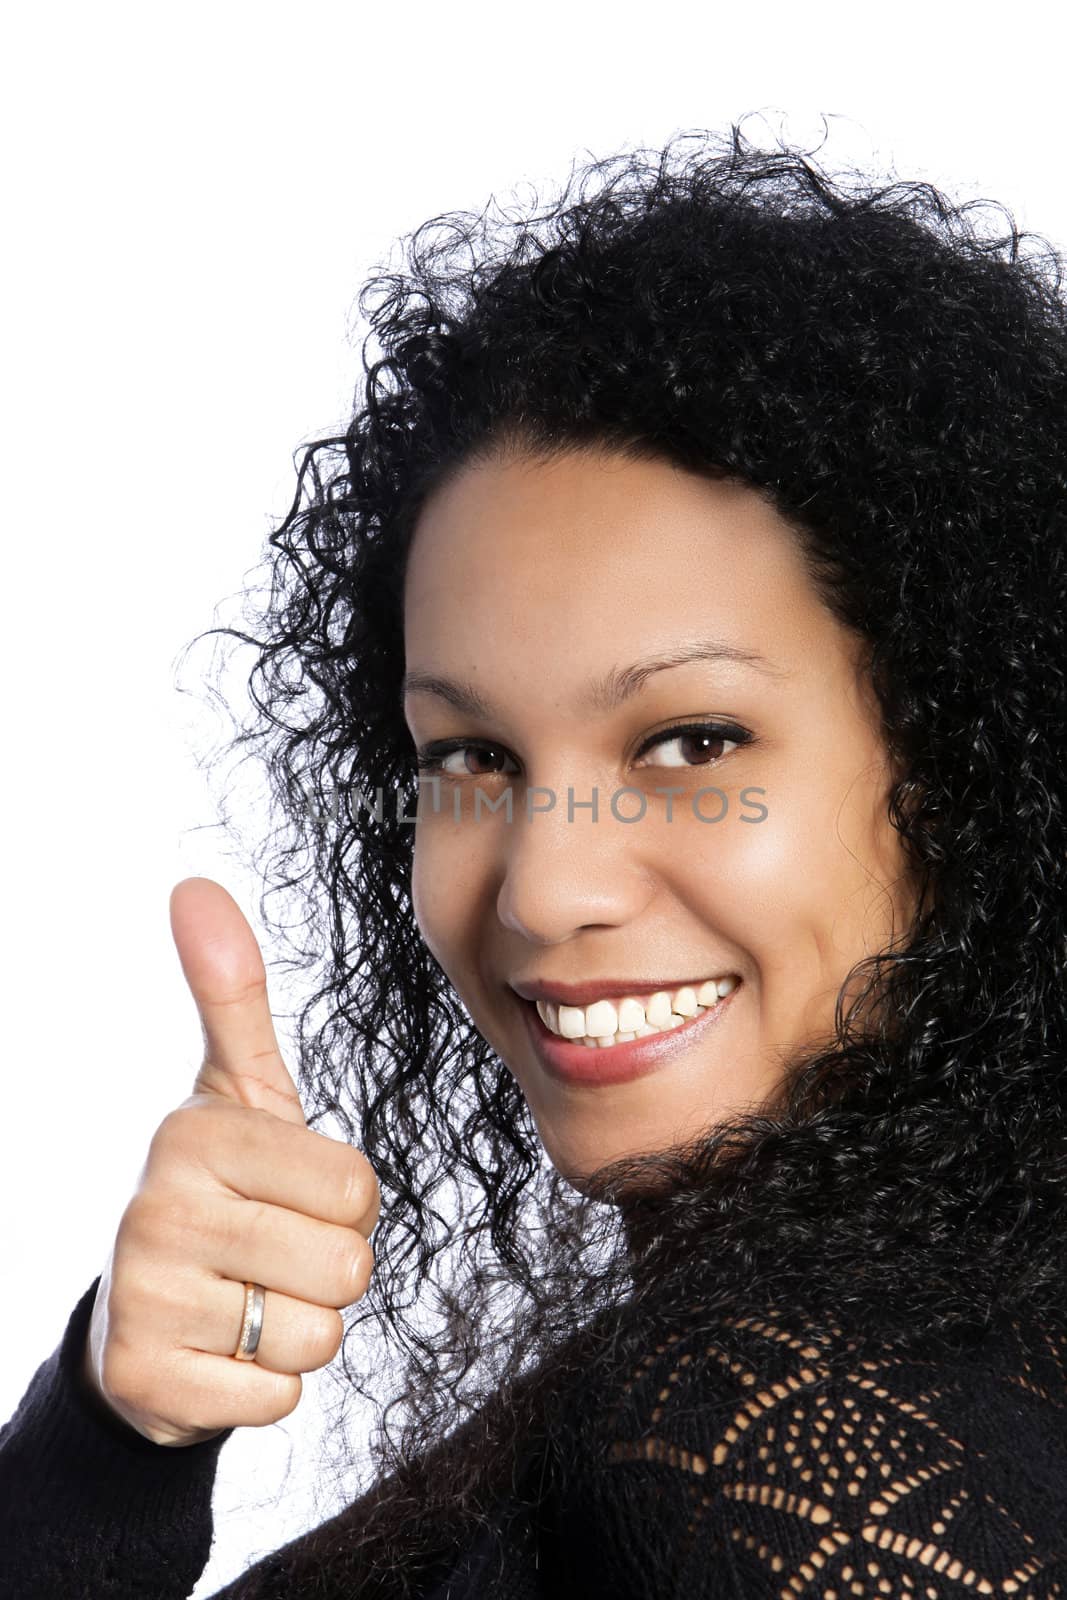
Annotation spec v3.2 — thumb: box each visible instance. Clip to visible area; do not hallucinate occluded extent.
[169,876,306,1126]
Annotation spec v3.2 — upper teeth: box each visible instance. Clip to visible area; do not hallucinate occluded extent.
[536,976,739,1045]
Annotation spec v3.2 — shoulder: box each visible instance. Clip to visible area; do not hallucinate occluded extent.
[544,1305,1067,1598]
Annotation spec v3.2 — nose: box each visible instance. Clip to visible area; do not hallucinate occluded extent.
[494,781,656,944]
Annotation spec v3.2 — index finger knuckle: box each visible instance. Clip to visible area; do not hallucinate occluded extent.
[339,1148,379,1229]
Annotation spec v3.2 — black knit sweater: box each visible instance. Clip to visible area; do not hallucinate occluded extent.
[3,1274,1067,1597]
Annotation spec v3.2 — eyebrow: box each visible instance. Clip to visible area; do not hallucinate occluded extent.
[401,640,789,719]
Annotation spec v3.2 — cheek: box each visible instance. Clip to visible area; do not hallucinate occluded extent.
[678,789,836,934]
[410,822,486,967]
[410,829,448,954]
[675,777,890,1011]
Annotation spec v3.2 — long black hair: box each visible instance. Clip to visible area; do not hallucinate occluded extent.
[183,117,1067,1594]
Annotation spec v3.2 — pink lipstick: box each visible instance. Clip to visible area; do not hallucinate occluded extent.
[517,981,741,1087]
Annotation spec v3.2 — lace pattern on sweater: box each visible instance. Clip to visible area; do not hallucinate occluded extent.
[602,1309,1067,1597]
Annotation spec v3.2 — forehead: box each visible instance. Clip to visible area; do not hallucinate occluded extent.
[403,448,853,702]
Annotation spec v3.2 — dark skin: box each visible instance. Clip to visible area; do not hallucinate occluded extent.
[404,445,918,1189]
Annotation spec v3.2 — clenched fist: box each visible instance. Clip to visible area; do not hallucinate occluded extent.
[80,877,380,1447]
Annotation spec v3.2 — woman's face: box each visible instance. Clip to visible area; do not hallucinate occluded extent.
[403,446,916,1189]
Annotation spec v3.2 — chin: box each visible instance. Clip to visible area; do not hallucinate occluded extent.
[543,1135,669,1205]
[540,1141,613,1198]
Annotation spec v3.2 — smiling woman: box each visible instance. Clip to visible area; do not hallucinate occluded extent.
[3,118,1067,1597]
[403,453,917,1178]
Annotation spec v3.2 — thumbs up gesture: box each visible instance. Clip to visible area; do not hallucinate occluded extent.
[81,878,380,1448]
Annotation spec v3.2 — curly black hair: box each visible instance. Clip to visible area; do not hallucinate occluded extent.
[182,116,1067,1595]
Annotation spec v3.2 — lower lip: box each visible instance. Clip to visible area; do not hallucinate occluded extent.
[517,983,741,1087]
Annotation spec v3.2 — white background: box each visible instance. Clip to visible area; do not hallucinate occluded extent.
[2,3,1064,1593]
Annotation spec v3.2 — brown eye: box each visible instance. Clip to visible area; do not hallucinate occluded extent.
[634,722,746,769]
[459,744,511,776]
[415,742,520,777]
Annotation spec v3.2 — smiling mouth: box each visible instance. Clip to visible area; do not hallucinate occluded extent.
[529,976,741,1048]
[515,979,742,1088]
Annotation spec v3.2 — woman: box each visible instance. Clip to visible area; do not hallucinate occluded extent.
[3,119,1066,1596]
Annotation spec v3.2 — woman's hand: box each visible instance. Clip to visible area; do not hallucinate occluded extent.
[80,877,380,1448]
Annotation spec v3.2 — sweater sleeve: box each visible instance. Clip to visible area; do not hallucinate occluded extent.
[551,1308,1067,1598]
[0,1276,234,1600]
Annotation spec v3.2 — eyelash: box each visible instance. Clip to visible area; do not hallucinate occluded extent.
[413,720,753,778]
